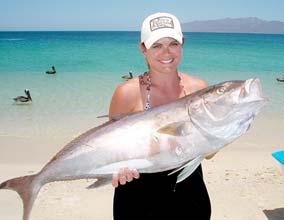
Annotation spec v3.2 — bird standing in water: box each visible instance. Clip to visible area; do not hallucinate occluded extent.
[13,89,32,103]
[46,66,56,74]
[276,75,284,82]
[121,71,133,80]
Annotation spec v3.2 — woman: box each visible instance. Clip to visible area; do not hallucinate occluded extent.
[109,12,214,220]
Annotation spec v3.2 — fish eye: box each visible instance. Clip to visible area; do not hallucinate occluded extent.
[215,87,226,95]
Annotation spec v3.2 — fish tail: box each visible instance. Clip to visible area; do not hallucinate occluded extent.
[0,174,42,220]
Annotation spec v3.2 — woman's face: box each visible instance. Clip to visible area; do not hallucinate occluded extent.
[141,37,183,74]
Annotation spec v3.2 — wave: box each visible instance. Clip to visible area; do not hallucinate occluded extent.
[0,38,24,41]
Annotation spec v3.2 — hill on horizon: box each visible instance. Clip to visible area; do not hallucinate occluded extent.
[182,17,284,34]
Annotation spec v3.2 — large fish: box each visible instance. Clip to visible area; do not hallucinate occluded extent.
[0,78,267,220]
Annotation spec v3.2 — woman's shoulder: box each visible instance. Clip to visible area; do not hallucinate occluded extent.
[113,77,140,97]
[180,72,208,92]
[109,77,141,114]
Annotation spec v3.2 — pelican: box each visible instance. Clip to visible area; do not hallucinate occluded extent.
[46,66,56,74]
[13,89,32,103]
[122,71,133,80]
[276,76,284,82]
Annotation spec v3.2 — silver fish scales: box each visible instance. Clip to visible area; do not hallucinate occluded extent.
[0,78,268,220]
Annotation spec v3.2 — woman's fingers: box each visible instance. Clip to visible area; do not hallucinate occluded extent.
[112,167,140,188]
[132,169,140,179]
[112,173,119,188]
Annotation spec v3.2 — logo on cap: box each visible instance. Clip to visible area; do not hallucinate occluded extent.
[150,16,174,32]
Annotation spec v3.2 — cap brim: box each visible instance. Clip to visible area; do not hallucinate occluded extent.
[144,29,183,49]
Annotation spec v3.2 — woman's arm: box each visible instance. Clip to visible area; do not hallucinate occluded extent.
[109,81,141,187]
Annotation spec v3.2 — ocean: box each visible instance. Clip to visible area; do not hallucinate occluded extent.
[0,31,284,139]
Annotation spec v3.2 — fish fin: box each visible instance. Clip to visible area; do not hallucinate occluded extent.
[167,157,199,176]
[176,156,204,183]
[87,177,112,189]
[96,114,109,119]
[97,111,142,121]
[157,121,192,136]
[93,159,153,174]
[0,174,42,220]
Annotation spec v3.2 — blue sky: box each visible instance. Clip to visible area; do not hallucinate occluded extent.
[1,0,284,31]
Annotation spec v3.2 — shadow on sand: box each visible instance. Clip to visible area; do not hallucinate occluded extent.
[263,208,284,220]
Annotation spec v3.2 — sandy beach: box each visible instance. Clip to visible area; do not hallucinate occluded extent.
[0,112,284,220]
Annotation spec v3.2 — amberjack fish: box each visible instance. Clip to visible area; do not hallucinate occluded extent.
[0,78,267,220]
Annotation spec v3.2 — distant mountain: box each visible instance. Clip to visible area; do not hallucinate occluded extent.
[182,17,284,34]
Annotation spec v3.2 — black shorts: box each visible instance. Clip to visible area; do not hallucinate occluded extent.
[113,165,211,220]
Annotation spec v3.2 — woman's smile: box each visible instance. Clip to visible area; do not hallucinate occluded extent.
[160,58,174,64]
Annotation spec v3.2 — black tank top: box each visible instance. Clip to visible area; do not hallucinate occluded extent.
[113,166,211,220]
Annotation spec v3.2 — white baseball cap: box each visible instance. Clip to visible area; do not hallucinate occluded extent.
[141,12,183,49]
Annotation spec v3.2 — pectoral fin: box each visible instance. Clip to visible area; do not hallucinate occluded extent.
[177,155,204,183]
[168,155,204,183]
[157,121,192,136]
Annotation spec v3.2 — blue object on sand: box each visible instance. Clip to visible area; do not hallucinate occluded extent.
[272,150,284,165]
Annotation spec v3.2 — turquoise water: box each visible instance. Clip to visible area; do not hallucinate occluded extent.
[0,31,284,138]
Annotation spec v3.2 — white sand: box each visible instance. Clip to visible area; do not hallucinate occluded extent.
[0,113,284,220]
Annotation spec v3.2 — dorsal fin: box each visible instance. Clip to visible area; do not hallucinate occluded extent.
[97,111,142,121]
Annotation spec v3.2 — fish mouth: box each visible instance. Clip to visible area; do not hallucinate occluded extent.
[242,78,269,102]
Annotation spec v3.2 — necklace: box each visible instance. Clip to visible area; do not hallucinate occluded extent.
[139,72,187,110]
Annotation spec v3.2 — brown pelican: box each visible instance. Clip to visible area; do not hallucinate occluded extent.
[122,71,133,80]
[46,66,56,74]
[13,89,32,103]
[276,76,284,82]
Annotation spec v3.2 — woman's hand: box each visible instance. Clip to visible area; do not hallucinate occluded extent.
[112,167,140,188]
